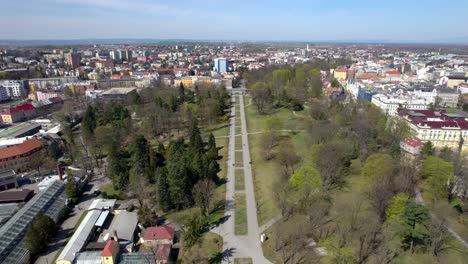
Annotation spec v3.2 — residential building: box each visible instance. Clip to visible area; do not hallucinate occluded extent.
[400,138,423,156]
[1,104,36,124]
[67,52,81,68]
[140,226,175,247]
[27,76,78,90]
[213,58,233,73]
[411,88,459,108]
[334,67,348,81]
[371,94,429,116]
[0,80,26,99]
[397,109,468,150]
[0,170,17,191]
[0,138,42,173]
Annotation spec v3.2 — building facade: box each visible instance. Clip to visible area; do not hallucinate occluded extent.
[0,139,42,173]
[397,109,468,150]
[371,94,429,116]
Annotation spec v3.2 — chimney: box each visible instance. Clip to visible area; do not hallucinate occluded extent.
[57,164,63,181]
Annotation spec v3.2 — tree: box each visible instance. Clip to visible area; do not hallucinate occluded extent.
[276,140,301,179]
[421,141,434,158]
[47,140,63,160]
[26,212,57,257]
[289,165,321,194]
[429,217,452,257]
[178,82,186,102]
[65,173,80,203]
[166,140,194,209]
[419,156,455,200]
[385,193,409,223]
[156,167,172,212]
[400,201,430,252]
[183,212,206,248]
[82,105,97,137]
[250,81,272,114]
[193,179,215,217]
[331,78,341,88]
[313,141,354,188]
[206,133,219,161]
[132,134,150,180]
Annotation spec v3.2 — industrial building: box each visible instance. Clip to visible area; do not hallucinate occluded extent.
[0,180,66,263]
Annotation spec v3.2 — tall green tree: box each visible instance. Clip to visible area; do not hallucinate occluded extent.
[421,141,434,158]
[206,133,219,161]
[400,201,430,252]
[82,105,97,136]
[166,139,193,209]
[156,167,172,212]
[132,134,150,179]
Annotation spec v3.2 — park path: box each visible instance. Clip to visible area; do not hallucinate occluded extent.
[415,187,468,248]
[212,91,271,264]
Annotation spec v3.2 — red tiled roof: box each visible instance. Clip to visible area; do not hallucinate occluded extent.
[335,67,348,72]
[101,240,119,257]
[142,226,174,241]
[2,104,35,115]
[0,139,42,160]
[385,70,401,75]
[402,138,423,147]
[356,73,382,81]
[155,244,172,261]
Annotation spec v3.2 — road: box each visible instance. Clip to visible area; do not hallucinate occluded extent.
[35,171,109,264]
[212,92,271,264]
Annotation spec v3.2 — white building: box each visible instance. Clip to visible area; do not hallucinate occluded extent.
[0,80,26,99]
[371,93,430,116]
[411,88,459,108]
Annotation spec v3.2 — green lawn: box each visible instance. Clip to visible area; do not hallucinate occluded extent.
[234,258,253,264]
[235,169,245,191]
[235,151,244,167]
[100,183,120,199]
[235,193,248,235]
[235,125,242,135]
[244,98,311,225]
[179,232,223,263]
[235,136,243,150]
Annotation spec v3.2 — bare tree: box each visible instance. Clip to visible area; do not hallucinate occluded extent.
[276,141,301,179]
[193,179,215,217]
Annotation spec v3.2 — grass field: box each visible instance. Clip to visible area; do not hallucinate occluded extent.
[235,150,243,167]
[234,258,253,264]
[235,193,248,235]
[179,232,223,263]
[244,98,311,225]
[100,183,120,198]
[235,169,245,191]
[235,136,243,150]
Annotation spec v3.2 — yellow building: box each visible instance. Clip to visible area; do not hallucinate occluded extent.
[181,76,194,88]
[334,67,348,81]
[101,240,119,264]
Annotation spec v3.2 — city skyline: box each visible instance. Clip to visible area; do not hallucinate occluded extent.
[1,0,468,43]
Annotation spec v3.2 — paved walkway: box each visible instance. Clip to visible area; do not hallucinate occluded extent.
[212,92,271,264]
[415,187,468,248]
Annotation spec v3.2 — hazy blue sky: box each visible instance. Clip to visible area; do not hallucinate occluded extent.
[1,0,467,41]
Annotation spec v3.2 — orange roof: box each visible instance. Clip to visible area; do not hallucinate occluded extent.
[335,67,348,72]
[356,73,382,81]
[142,226,174,241]
[0,139,42,160]
[385,70,400,75]
[101,240,119,257]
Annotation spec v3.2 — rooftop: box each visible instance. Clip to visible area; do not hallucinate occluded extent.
[0,138,42,160]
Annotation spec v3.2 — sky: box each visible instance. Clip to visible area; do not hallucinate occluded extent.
[1,0,468,42]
